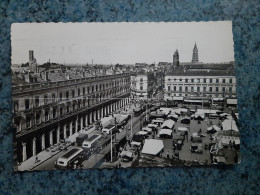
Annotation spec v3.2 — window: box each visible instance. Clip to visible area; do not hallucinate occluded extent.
[209,87,212,92]
[191,79,194,83]
[197,87,200,92]
[185,86,188,92]
[222,87,225,92]
[53,108,56,119]
[216,87,219,92]
[185,79,188,83]
[25,99,30,110]
[26,116,31,128]
[204,78,206,83]
[223,79,226,83]
[168,86,171,91]
[140,78,143,82]
[13,101,19,112]
[179,86,182,92]
[59,92,62,101]
[180,79,182,82]
[45,110,49,121]
[203,87,206,92]
[96,85,98,91]
[229,78,232,83]
[44,95,48,105]
[174,86,176,91]
[78,88,80,96]
[87,86,90,93]
[35,97,39,107]
[72,90,75,97]
[36,112,41,125]
[83,88,85,95]
[210,79,212,83]
[191,86,194,92]
[92,86,94,92]
[66,91,69,99]
[60,107,63,116]
[229,87,232,92]
[197,79,200,83]
[52,93,56,103]
[216,79,219,83]
[67,105,70,113]
[140,85,143,90]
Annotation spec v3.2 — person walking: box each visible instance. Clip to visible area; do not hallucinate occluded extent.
[167,151,170,159]
[35,155,39,163]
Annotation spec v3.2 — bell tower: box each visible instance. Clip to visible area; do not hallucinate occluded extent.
[191,43,199,63]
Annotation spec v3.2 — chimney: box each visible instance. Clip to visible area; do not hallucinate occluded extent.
[42,71,48,81]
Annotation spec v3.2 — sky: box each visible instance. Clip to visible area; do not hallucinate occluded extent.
[11,21,234,65]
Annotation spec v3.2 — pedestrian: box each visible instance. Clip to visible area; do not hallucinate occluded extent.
[167,151,170,159]
[35,155,39,163]
[199,129,202,133]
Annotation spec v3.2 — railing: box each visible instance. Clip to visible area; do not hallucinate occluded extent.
[12,73,130,94]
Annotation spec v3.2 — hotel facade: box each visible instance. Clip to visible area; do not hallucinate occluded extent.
[12,65,131,164]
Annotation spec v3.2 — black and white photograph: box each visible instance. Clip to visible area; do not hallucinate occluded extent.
[11,22,240,171]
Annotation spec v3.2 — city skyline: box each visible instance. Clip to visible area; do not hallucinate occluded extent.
[11,21,234,65]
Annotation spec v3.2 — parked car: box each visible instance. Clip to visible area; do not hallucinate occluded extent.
[190,143,203,154]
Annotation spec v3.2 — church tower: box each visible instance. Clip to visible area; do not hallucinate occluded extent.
[191,43,199,63]
[173,49,179,68]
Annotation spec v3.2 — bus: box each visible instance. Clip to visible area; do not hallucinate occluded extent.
[82,134,102,149]
[55,148,84,169]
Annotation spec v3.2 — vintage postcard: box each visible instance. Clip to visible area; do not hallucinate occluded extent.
[11,22,240,171]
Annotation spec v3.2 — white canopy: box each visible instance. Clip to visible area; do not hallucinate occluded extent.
[158,129,172,136]
[141,139,164,156]
[173,97,184,101]
[120,151,133,158]
[222,119,239,131]
[152,119,164,124]
[142,127,152,132]
[137,131,149,135]
[148,124,158,128]
[227,99,237,105]
[178,127,188,132]
[161,119,175,129]
[167,114,178,119]
[131,141,142,146]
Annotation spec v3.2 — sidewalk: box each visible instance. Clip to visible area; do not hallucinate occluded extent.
[17,127,97,171]
[17,104,132,171]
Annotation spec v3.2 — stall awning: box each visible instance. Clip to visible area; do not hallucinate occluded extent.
[158,129,172,136]
[120,151,133,158]
[161,119,175,129]
[141,139,164,155]
[178,127,188,132]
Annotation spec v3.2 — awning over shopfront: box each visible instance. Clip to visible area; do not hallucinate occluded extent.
[141,139,164,156]
[173,97,184,101]
[213,98,224,101]
[227,99,237,105]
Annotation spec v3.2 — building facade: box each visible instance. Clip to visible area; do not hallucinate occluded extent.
[12,73,131,163]
[164,69,236,100]
[130,72,155,100]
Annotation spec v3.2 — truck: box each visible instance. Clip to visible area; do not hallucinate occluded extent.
[76,133,88,147]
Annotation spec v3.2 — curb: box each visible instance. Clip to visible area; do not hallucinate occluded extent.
[29,150,63,171]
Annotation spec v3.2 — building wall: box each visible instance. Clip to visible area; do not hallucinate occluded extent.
[164,75,237,100]
[12,73,131,163]
[130,73,155,99]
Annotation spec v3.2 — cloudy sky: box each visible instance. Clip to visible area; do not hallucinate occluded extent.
[11,21,234,65]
